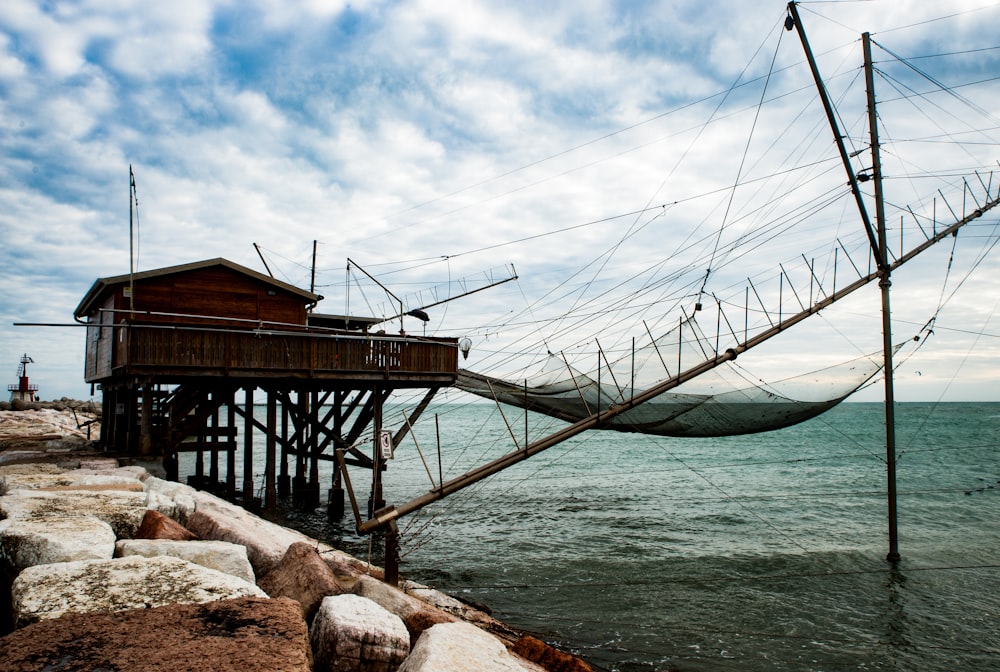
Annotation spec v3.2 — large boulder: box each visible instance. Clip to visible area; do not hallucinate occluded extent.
[352,575,455,643]
[144,476,198,524]
[0,596,311,672]
[403,580,517,638]
[11,555,266,627]
[115,539,255,584]
[134,509,199,541]
[316,540,384,581]
[0,463,65,480]
[257,541,344,620]
[77,463,147,479]
[185,492,314,576]
[0,467,142,491]
[0,515,116,569]
[397,621,529,672]
[310,594,409,672]
[0,488,147,537]
[511,636,595,672]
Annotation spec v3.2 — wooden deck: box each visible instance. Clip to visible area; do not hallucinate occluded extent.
[102,324,458,385]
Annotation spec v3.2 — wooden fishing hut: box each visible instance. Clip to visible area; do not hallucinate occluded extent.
[73,258,459,514]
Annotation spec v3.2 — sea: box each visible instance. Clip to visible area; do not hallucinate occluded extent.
[183,401,1000,671]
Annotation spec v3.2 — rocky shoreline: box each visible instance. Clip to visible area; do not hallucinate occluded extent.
[0,408,592,672]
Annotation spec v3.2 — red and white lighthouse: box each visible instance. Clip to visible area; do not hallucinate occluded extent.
[8,353,39,403]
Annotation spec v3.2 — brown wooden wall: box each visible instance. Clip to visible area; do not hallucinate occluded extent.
[85,294,116,381]
[83,266,315,382]
[122,266,309,327]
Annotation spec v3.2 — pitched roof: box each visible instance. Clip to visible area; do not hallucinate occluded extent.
[74,258,321,317]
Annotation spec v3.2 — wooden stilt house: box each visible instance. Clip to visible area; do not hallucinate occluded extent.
[74,258,459,512]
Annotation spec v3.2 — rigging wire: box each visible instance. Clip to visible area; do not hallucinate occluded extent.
[539,14,790,346]
[699,19,787,304]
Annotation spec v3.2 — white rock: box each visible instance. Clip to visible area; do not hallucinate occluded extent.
[0,463,65,491]
[0,451,53,468]
[77,458,122,471]
[144,476,198,523]
[77,465,149,481]
[403,581,483,617]
[0,488,147,537]
[353,575,448,625]
[0,471,143,491]
[115,538,256,584]
[0,515,116,569]
[311,594,409,672]
[398,621,527,672]
[186,491,314,576]
[11,555,266,627]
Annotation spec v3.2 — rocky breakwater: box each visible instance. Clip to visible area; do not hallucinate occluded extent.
[0,410,593,672]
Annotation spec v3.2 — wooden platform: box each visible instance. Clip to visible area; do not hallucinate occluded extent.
[110,325,458,385]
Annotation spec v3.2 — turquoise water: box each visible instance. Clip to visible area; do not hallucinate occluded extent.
[191,401,1000,671]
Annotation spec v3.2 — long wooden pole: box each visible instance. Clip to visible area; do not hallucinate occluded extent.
[864,32,901,563]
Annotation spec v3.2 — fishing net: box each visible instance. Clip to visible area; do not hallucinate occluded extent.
[457,316,887,437]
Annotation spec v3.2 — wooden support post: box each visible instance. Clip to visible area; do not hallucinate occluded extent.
[227,392,236,498]
[278,397,290,498]
[243,385,255,507]
[194,393,205,482]
[328,389,345,519]
[140,382,153,457]
[369,386,385,516]
[384,520,400,587]
[293,389,307,505]
[308,389,320,508]
[99,388,113,448]
[209,401,220,486]
[125,386,138,455]
[265,389,277,512]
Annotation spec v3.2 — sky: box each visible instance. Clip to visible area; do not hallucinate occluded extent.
[1,0,999,403]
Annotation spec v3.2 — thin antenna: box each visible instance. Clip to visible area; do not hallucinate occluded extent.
[129,165,136,314]
[253,243,274,278]
[310,240,317,294]
[347,257,405,333]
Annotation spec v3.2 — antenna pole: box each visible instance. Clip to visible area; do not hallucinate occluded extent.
[310,240,317,294]
[253,243,274,278]
[864,32,900,563]
[129,165,136,313]
[347,257,405,334]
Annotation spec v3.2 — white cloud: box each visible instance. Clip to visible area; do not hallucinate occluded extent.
[0,0,998,400]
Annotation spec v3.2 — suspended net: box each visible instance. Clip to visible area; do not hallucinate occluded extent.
[456,316,888,437]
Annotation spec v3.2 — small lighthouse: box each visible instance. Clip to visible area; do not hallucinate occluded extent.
[8,353,39,403]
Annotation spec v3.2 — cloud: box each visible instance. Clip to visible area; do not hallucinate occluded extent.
[0,1,998,400]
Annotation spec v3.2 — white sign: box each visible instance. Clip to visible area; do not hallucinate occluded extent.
[379,430,393,460]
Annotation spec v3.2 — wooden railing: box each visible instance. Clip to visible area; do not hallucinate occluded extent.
[112,325,458,380]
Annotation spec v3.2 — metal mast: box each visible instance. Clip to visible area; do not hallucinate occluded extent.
[864,31,901,563]
[788,2,899,561]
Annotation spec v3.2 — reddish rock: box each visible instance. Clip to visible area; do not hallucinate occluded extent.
[135,509,199,541]
[258,541,344,620]
[512,635,595,672]
[404,607,455,641]
[0,596,311,672]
